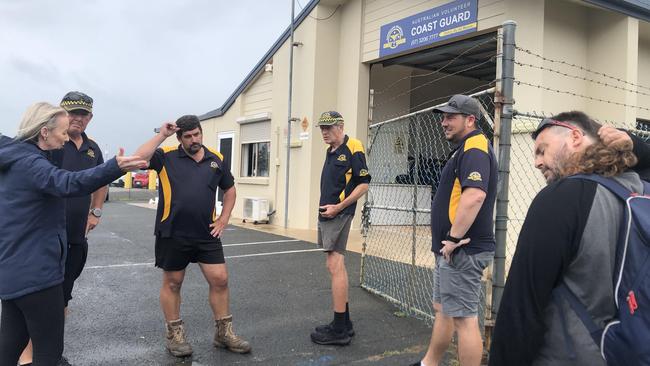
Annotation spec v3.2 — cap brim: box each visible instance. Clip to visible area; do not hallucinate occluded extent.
[433,105,463,114]
[62,105,92,113]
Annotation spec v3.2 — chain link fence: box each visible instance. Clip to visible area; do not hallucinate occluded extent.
[360,88,496,325]
[359,25,650,366]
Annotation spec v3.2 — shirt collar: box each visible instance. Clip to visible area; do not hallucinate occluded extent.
[451,129,482,150]
[66,132,91,152]
[178,144,211,162]
[328,135,349,154]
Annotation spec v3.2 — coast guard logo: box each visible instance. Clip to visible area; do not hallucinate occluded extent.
[359,169,369,177]
[383,25,406,50]
[210,161,219,169]
[337,154,347,162]
[468,171,482,182]
[87,149,95,158]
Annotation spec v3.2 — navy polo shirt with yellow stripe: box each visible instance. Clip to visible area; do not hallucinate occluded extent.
[430,129,497,255]
[319,135,371,222]
[51,133,104,244]
[149,145,234,240]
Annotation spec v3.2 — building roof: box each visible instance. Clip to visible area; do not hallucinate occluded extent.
[199,0,320,121]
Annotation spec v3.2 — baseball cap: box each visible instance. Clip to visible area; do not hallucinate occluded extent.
[316,111,344,127]
[60,91,93,113]
[433,95,481,119]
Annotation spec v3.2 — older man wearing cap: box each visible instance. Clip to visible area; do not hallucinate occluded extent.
[18,92,105,365]
[310,111,371,346]
[410,95,497,366]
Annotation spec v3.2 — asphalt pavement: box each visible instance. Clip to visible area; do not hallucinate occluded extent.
[56,201,433,365]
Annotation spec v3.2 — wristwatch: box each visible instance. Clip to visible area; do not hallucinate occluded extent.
[89,208,102,218]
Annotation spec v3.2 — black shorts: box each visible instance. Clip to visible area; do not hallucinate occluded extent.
[155,236,225,271]
[63,240,89,307]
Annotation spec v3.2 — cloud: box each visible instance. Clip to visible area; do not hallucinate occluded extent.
[0,0,289,153]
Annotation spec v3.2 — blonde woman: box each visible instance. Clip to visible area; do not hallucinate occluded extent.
[0,102,147,366]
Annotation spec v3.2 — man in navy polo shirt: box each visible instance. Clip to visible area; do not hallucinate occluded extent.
[134,115,250,358]
[310,111,371,346]
[410,95,497,366]
[56,91,107,310]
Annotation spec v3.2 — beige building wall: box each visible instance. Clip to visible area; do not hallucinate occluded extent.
[637,22,650,121]
[163,0,647,232]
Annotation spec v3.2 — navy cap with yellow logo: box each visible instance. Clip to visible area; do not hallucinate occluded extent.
[60,91,93,113]
[316,111,344,127]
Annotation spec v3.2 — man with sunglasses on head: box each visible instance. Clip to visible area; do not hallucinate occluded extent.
[489,111,649,365]
[410,95,497,366]
[18,91,104,366]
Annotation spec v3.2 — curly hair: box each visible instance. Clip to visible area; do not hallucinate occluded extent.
[561,141,638,178]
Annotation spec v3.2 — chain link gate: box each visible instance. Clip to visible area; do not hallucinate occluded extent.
[360,88,497,325]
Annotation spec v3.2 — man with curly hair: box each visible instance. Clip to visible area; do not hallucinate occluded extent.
[489,111,649,365]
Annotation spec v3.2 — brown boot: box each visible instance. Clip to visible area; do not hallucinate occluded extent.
[214,315,252,353]
[165,319,193,357]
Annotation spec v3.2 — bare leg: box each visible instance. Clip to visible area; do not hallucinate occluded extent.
[198,263,229,319]
[421,303,455,366]
[160,270,186,321]
[18,340,32,365]
[454,316,483,366]
[326,252,348,313]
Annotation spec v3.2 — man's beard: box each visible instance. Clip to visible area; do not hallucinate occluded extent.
[187,143,201,155]
[544,145,572,184]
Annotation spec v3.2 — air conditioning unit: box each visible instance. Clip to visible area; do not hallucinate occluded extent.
[242,197,270,223]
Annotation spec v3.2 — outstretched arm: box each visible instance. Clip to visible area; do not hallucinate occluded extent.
[134,122,178,162]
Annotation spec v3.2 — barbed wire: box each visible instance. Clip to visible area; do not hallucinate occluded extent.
[373,54,499,111]
[514,80,650,112]
[375,36,499,96]
[371,80,497,124]
[514,61,650,97]
[515,46,650,92]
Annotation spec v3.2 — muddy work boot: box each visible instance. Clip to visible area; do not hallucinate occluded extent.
[165,319,193,357]
[214,315,252,353]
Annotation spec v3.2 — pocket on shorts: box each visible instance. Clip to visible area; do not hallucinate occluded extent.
[469,251,494,272]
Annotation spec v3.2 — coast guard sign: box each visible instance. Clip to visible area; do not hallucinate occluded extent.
[379,0,478,58]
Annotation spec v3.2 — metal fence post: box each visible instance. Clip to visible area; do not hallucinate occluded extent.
[492,20,516,320]
[408,115,420,315]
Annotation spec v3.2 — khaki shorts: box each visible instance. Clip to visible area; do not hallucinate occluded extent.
[433,250,493,317]
[317,214,353,254]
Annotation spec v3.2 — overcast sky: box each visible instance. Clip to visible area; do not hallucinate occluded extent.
[0,0,296,155]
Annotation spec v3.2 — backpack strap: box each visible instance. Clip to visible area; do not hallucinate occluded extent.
[554,283,604,345]
[570,174,632,201]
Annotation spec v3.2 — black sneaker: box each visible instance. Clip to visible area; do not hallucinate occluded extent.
[314,320,355,337]
[310,326,351,346]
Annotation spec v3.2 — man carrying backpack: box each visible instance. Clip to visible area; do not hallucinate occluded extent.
[489,111,649,365]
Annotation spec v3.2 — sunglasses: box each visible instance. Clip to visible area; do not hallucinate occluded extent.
[534,118,584,139]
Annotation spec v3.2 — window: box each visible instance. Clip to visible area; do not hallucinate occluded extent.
[241,142,270,177]
[239,119,271,177]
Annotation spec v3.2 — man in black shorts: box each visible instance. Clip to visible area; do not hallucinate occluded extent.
[310,111,371,346]
[19,91,105,366]
[135,115,250,357]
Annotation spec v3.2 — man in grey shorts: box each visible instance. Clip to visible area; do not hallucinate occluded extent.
[410,95,497,366]
[310,111,371,346]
